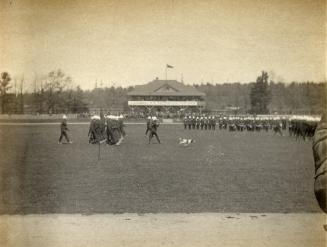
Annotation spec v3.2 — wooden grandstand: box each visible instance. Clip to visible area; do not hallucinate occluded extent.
[128,78,206,115]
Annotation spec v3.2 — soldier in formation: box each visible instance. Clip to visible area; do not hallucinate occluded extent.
[182,114,320,140]
[183,114,217,131]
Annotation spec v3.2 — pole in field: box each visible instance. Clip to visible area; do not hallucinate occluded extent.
[98,142,101,161]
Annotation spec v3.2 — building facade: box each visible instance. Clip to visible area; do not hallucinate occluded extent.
[128,78,206,116]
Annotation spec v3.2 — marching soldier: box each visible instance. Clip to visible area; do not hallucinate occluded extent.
[106,115,123,145]
[148,117,161,144]
[211,116,216,130]
[208,116,212,130]
[200,116,204,130]
[145,116,152,135]
[88,115,106,144]
[58,115,72,144]
[118,114,126,138]
[196,116,200,130]
[188,116,192,130]
[183,116,187,129]
[88,116,97,143]
[192,116,196,129]
[204,116,208,130]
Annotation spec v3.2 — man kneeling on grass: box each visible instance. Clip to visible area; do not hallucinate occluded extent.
[58,115,73,144]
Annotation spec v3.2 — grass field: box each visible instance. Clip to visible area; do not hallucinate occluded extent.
[0,124,320,214]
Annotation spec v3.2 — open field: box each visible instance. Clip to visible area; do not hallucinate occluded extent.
[0,124,320,214]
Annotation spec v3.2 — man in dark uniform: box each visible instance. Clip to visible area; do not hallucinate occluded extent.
[145,116,152,135]
[192,116,196,129]
[313,114,327,213]
[88,117,97,143]
[183,116,187,129]
[118,114,126,138]
[148,117,161,144]
[208,116,212,130]
[196,117,200,130]
[204,116,208,130]
[58,115,72,144]
[88,115,106,144]
[200,117,204,130]
[211,116,216,130]
[106,115,123,145]
[188,116,192,130]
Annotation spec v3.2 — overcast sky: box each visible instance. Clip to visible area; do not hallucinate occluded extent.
[0,0,325,90]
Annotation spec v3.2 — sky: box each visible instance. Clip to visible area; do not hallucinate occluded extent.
[0,0,326,90]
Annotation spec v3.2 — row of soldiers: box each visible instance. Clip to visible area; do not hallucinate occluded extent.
[88,114,126,145]
[183,116,217,130]
[288,117,318,140]
[182,115,321,139]
[183,115,285,132]
[219,119,285,133]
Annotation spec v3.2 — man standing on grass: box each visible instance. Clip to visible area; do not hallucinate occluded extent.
[118,114,126,138]
[183,116,187,129]
[148,116,161,144]
[196,116,200,130]
[145,116,152,135]
[58,115,73,144]
[188,116,192,130]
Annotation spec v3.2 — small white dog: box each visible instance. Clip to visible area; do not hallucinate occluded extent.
[178,137,195,146]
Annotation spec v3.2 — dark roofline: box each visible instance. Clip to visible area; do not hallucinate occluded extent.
[127,79,205,96]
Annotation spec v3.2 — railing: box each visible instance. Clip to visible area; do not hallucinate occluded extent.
[128,101,206,106]
[0,114,79,119]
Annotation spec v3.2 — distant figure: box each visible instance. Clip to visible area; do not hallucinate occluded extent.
[58,115,72,144]
[196,117,200,130]
[178,138,195,147]
[188,116,192,130]
[148,117,161,144]
[211,116,216,130]
[183,116,187,129]
[273,123,283,136]
[313,114,327,213]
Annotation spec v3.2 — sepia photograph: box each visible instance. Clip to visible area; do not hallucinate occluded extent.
[0,0,326,246]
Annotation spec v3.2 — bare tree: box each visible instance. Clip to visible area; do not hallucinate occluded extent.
[42,69,72,113]
[0,72,12,113]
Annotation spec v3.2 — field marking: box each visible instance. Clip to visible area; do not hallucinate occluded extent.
[0,213,325,247]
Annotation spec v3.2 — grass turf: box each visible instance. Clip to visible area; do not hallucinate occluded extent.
[0,124,320,214]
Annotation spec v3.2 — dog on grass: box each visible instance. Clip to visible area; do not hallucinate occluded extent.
[178,138,195,146]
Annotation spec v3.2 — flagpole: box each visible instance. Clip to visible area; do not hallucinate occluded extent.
[98,142,100,161]
[165,66,167,81]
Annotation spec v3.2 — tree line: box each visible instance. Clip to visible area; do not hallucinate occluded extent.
[196,71,326,114]
[0,70,325,115]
